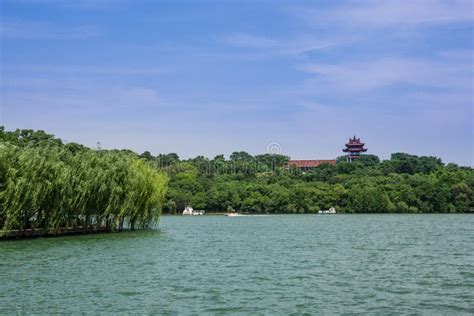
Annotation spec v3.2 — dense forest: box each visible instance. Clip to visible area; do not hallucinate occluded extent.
[154,150,473,214]
[1,128,473,235]
[0,128,168,236]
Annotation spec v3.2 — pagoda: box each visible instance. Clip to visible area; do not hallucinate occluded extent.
[343,135,367,162]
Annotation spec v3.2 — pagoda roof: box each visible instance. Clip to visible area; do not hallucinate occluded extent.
[346,135,364,145]
[345,142,365,147]
[343,147,367,152]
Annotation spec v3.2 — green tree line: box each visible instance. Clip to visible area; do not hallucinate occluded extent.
[1,128,473,229]
[0,128,168,236]
[147,150,473,214]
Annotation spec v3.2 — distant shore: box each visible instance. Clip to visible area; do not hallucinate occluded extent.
[163,211,474,216]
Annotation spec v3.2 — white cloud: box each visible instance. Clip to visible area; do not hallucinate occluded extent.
[300,0,473,29]
[0,22,101,39]
[299,56,472,92]
[12,0,126,9]
[224,1,473,58]
[3,64,165,76]
[225,34,278,49]
[224,33,334,55]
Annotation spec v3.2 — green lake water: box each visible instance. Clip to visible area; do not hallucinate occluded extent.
[1,214,473,314]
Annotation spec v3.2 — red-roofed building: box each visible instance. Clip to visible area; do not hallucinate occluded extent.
[287,159,336,171]
[286,135,367,171]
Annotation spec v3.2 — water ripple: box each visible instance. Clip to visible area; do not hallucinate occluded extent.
[0,214,473,314]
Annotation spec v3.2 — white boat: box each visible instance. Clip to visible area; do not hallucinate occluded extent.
[182,206,205,216]
[318,207,336,214]
[225,212,240,217]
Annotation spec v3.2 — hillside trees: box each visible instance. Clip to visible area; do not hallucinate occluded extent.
[1,127,472,217]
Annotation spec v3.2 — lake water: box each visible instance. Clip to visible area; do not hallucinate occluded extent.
[1,214,473,314]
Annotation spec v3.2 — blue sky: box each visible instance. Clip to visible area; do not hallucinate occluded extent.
[1,0,473,165]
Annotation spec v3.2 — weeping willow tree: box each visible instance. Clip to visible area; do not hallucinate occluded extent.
[0,129,168,237]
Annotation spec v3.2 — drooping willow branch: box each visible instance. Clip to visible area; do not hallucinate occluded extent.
[0,142,168,236]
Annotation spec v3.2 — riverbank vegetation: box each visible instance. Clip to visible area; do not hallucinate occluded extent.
[0,128,168,237]
[154,152,473,215]
[1,128,473,229]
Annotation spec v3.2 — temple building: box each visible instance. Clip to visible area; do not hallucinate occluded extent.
[287,160,336,172]
[286,136,368,171]
[343,135,367,162]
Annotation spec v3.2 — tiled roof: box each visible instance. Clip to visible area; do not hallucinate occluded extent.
[287,160,336,168]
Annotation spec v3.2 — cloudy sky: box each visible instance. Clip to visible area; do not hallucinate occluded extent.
[1,0,473,165]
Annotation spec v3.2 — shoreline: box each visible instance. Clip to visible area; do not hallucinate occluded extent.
[0,226,138,241]
[163,212,474,216]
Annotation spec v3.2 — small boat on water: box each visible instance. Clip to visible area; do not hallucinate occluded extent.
[318,207,336,214]
[182,206,205,216]
[225,212,240,217]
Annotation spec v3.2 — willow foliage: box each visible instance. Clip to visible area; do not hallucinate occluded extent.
[0,133,168,237]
